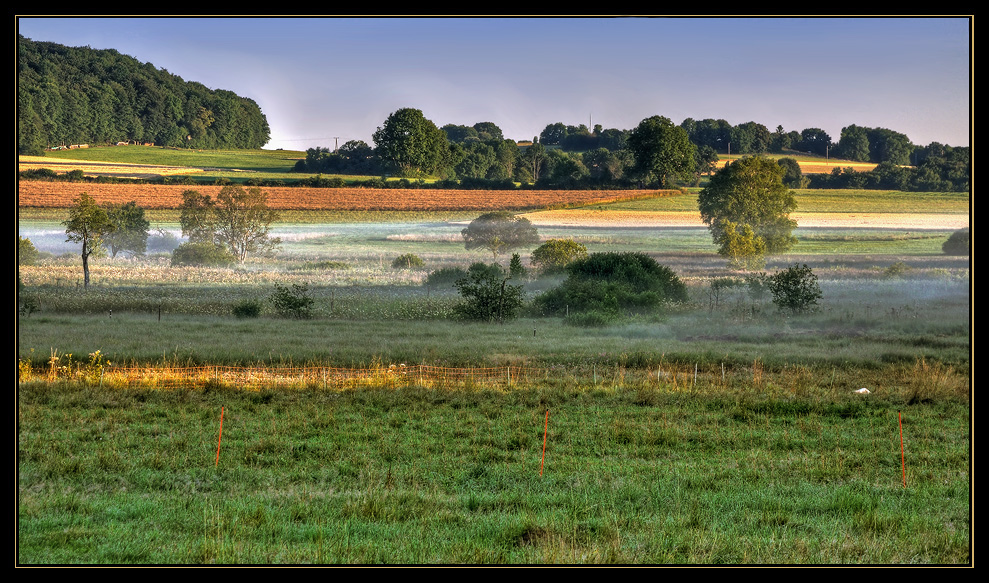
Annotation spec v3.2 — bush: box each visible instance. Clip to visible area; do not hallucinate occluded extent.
[453,262,525,322]
[564,309,622,327]
[232,299,263,319]
[392,253,425,269]
[270,283,315,319]
[942,228,969,255]
[769,264,822,314]
[170,242,235,267]
[424,266,469,290]
[534,252,688,316]
[883,261,911,278]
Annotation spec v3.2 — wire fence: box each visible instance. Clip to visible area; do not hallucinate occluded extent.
[19,363,541,390]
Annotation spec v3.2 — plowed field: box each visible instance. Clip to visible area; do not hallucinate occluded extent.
[16,181,677,212]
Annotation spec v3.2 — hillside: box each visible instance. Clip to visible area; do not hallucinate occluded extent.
[17,35,271,154]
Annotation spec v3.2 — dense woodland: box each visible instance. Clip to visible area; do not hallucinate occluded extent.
[18,35,969,192]
[17,35,271,153]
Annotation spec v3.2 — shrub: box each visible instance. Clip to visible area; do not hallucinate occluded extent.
[424,266,469,290]
[533,252,688,316]
[769,264,822,314]
[392,253,425,269]
[564,309,621,327]
[270,283,315,319]
[170,242,235,267]
[453,262,525,322]
[883,261,911,278]
[232,299,263,319]
[942,228,969,255]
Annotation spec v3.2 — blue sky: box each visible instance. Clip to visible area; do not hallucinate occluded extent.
[17,16,972,151]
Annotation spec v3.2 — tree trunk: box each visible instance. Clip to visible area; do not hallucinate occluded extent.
[81,243,91,288]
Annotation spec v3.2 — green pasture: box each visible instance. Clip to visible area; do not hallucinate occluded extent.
[41,145,306,174]
[17,373,969,564]
[17,148,971,564]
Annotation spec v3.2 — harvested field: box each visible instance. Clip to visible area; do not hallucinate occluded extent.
[16,181,678,212]
[520,208,969,230]
[18,156,203,179]
[714,159,878,174]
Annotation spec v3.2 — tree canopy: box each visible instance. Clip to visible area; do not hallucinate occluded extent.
[63,192,115,288]
[698,156,798,268]
[178,185,281,262]
[372,108,449,177]
[461,211,540,260]
[626,115,697,187]
[18,35,270,153]
[103,200,150,258]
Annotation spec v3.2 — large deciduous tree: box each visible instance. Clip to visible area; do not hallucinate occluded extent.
[178,185,280,262]
[372,108,448,177]
[63,192,115,288]
[627,115,697,187]
[103,200,150,258]
[698,156,798,269]
[461,211,540,260]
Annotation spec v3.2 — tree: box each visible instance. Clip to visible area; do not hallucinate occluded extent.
[103,200,150,257]
[372,108,448,177]
[63,192,115,288]
[714,221,767,271]
[521,142,548,182]
[178,189,217,244]
[213,185,281,262]
[473,121,503,142]
[626,115,697,187]
[698,156,798,266]
[19,236,39,266]
[776,157,804,188]
[530,239,588,275]
[178,185,280,262]
[453,262,525,323]
[461,211,540,260]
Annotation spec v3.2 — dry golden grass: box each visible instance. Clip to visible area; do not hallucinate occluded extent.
[18,155,203,179]
[713,159,878,174]
[521,208,969,230]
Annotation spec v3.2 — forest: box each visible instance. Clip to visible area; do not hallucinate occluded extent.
[17,35,271,153]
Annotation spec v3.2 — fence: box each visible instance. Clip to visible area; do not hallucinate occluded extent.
[20,363,538,390]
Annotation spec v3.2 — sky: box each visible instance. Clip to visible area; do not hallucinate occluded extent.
[16,16,972,151]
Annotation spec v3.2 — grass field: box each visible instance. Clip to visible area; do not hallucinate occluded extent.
[17,146,971,565]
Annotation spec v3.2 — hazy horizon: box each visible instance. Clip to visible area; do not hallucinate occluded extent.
[16,16,972,151]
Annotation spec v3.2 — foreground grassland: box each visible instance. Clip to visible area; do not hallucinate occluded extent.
[17,375,970,564]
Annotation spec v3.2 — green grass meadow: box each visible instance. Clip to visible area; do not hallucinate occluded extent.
[17,147,971,565]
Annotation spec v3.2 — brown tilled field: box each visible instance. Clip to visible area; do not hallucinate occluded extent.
[17,181,678,212]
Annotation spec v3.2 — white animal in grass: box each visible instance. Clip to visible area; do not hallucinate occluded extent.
[854,388,871,394]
